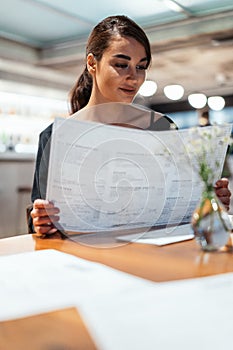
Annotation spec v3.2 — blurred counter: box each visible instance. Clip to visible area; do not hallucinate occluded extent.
[0,151,36,161]
[0,154,35,238]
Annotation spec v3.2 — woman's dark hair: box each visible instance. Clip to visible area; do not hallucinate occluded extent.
[69,15,151,114]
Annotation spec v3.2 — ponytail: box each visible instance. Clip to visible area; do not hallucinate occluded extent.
[69,67,93,114]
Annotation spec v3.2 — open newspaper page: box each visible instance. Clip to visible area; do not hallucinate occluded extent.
[46,106,231,234]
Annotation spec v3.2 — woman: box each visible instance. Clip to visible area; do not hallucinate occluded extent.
[30,15,231,236]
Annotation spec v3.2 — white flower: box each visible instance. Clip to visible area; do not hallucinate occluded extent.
[185,125,230,189]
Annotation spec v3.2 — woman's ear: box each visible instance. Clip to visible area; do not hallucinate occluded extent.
[87,53,96,74]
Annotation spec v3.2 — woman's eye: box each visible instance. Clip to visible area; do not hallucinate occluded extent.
[115,63,128,69]
[114,63,147,71]
[136,65,147,71]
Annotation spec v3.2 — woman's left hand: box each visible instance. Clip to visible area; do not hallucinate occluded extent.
[214,177,231,211]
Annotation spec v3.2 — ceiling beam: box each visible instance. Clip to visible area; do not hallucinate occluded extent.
[146,10,233,45]
[0,38,39,64]
[162,0,194,17]
[0,58,74,90]
[36,10,233,66]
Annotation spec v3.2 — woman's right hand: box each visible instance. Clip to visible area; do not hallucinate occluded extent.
[31,199,60,236]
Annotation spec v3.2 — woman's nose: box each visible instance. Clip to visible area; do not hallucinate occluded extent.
[126,66,137,80]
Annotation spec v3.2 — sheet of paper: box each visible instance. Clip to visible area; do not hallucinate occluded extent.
[81,272,233,350]
[1,249,233,350]
[117,223,194,245]
[0,249,154,322]
[46,117,231,233]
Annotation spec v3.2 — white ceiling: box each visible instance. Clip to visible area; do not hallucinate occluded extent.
[0,0,233,106]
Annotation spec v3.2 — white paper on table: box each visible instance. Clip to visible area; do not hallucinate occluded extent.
[46,115,231,234]
[1,249,233,350]
[117,223,194,245]
[81,272,233,350]
[0,249,154,322]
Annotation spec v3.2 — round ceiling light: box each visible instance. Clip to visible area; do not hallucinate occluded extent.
[138,80,157,97]
[188,93,207,109]
[163,84,184,100]
[208,96,225,111]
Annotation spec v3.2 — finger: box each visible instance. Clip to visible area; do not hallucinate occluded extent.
[33,199,56,209]
[34,226,58,236]
[215,178,229,188]
[33,215,60,227]
[218,196,230,205]
[223,203,230,211]
[31,207,60,219]
[47,227,59,235]
[215,188,231,197]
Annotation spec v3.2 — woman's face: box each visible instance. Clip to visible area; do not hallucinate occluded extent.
[87,36,148,105]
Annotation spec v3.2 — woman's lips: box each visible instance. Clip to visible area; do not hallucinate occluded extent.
[119,86,137,95]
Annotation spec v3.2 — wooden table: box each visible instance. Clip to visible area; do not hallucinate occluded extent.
[0,232,232,349]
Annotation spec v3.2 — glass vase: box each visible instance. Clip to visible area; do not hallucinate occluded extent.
[191,188,232,251]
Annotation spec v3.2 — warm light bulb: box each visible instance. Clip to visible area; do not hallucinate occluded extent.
[164,84,184,100]
[188,93,207,109]
[208,96,225,111]
[138,80,157,97]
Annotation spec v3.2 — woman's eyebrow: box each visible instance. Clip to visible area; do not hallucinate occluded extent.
[113,54,131,60]
[113,54,148,62]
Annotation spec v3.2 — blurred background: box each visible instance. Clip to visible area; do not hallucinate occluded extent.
[0,0,233,237]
